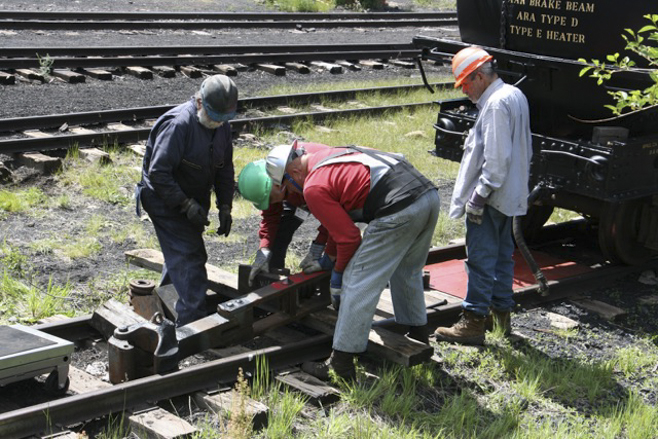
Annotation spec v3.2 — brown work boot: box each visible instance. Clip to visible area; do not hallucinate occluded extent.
[301,350,356,381]
[485,309,512,336]
[406,324,430,344]
[433,310,486,345]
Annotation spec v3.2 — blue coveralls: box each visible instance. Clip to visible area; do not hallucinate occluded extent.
[136,98,234,326]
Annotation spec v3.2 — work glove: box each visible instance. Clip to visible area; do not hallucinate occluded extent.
[217,204,232,237]
[299,241,326,271]
[465,191,486,225]
[302,253,334,274]
[249,247,271,286]
[330,270,343,311]
[180,198,209,227]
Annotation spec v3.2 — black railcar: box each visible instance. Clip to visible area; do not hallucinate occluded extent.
[414,0,658,265]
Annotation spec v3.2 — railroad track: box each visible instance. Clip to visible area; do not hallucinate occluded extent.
[0,11,458,30]
[0,233,640,439]
[0,42,436,87]
[0,81,452,154]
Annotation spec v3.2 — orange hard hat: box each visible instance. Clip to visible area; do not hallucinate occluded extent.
[452,46,493,88]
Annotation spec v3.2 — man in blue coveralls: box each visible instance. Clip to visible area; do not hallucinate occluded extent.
[136,75,238,326]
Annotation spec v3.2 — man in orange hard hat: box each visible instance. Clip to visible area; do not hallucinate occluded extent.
[433,46,533,345]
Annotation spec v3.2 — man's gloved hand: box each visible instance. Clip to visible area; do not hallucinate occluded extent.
[302,253,334,274]
[249,247,271,286]
[299,241,326,270]
[465,191,486,225]
[217,204,232,237]
[330,270,343,311]
[180,198,209,227]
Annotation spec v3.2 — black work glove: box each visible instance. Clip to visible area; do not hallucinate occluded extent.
[180,198,209,227]
[217,204,232,237]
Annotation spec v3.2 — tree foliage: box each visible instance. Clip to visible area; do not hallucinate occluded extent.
[579,14,658,115]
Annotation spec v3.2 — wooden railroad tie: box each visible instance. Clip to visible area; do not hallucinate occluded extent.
[51,69,86,83]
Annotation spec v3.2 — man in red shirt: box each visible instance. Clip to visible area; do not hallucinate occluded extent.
[267,143,440,380]
[238,141,330,286]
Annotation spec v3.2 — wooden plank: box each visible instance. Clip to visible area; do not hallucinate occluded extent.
[106,122,133,131]
[358,60,384,70]
[68,366,111,393]
[79,147,112,165]
[193,390,268,430]
[335,60,361,71]
[22,129,51,138]
[125,248,239,293]
[211,64,238,76]
[284,62,310,74]
[51,69,85,83]
[309,61,342,74]
[386,59,416,68]
[68,366,196,439]
[78,68,113,80]
[265,325,308,344]
[179,66,202,78]
[275,369,340,406]
[15,68,45,82]
[127,143,147,156]
[0,71,15,84]
[254,64,286,76]
[151,66,176,78]
[302,309,433,367]
[12,152,62,174]
[570,298,627,320]
[129,407,196,439]
[125,66,153,79]
[90,298,148,338]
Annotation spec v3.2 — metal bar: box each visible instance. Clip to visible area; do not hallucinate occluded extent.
[0,50,422,69]
[0,19,458,31]
[0,11,457,21]
[0,43,415,57]
[0,335,333,439]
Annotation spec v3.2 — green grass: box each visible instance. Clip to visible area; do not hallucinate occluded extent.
[58,145,141,205]
[264,0,335,12]
[0,187,47,212]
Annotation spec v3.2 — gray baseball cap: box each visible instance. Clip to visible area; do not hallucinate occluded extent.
[200,75,238,122]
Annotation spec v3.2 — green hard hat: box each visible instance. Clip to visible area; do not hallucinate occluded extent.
[238,159,272,210]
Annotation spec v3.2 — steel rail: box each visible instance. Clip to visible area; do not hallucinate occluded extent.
[1,251,642,438]
[0,11,456,21]
[0,335,334,439]
[0,82,451,133]
[0,43,415,58]
[0,49,421,69]
[0,102,435,154]
[0,18,458,31]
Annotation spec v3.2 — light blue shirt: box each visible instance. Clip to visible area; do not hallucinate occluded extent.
[449,78,533,218]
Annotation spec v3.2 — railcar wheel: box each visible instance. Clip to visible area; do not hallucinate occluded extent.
[598,198,654,265]
[45,370,70,396]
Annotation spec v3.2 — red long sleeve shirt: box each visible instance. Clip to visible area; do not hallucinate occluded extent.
[303,148,372,272]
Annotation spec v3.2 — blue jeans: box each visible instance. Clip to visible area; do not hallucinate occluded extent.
[140,186,209,326]
[333,190,440,353]
[463,205,516,316]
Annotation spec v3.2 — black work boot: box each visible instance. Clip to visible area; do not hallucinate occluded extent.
[433,310,486,345]
[485,309,512,336]
[301,350,356,381]
[406,324,431,344]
